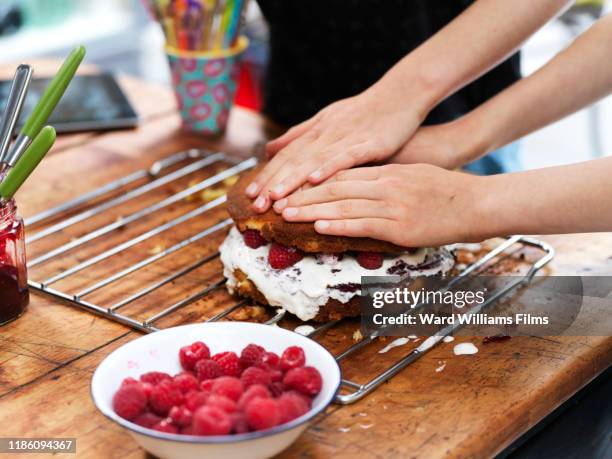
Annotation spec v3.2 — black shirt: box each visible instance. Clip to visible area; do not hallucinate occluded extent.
[257,0,521,127]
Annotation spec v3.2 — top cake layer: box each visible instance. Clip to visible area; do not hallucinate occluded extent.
[227,165,414,253]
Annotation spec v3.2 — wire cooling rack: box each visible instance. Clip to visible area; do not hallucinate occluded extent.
[25,149,555,404]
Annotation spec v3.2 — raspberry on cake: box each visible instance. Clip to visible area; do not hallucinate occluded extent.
[268,243,304,269]
[242,229,268,249]
[220,165,456,322]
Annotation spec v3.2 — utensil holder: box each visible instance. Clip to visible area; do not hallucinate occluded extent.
[166,36,249,137]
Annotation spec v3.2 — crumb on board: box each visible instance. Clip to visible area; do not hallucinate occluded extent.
[456,250,477,265]
[201,188,227,202]
[184,180,200,202]
[229,305,267,322]
[352,329,363,341]
[149,244,165,255]
[223,175,239,186]
[182,178,232,203]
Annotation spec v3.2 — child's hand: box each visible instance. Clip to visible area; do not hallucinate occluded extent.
[272,164,488,247]
[245,84,430,212]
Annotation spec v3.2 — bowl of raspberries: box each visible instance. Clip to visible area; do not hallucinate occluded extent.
[91,322,340,459]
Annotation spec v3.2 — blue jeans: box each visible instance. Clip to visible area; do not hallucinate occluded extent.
[463,142,522,175]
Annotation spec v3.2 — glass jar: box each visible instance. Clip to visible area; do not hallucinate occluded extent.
[0,198,29,325]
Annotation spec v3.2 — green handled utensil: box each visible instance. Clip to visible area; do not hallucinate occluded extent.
[0,126,56,201]
[3,46,85,171]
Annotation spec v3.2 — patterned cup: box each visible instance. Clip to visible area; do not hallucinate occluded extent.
[166,36,249,136]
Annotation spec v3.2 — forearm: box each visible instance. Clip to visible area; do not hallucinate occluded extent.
[472,158,612,239]
[461,14,612,158]
[372,0,571,115]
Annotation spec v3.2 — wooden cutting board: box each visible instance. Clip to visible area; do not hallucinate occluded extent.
[0,62,610,459]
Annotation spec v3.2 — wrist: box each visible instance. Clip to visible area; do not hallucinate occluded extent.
[465,173,515,241]
[450,114,494,168]
[370,69,440,122]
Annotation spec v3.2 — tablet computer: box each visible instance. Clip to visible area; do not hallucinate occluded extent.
[0,73,139,134]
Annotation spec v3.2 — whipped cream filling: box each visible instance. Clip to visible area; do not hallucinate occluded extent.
[219,226,455,321]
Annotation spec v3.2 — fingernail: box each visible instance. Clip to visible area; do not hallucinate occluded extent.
[253,196,266,209]
[274,198,288,212]
[246,183,258,197]
[283,207,298,218]
[309,169,322,181]
[271,184,285,196]
[316,220,330,230]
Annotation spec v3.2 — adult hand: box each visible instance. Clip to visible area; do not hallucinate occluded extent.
[272,164,488,247]
[245,83,431,213]
[387,119,484,170]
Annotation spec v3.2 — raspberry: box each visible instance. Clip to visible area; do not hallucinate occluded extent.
[212,376,243,402]
[284,390,312,408]
[280,346,305,371]
[152,419,179,434]
[141,382,154,399]
[245,398,280,431]
[230,412,250,434]
[140,371,171,386]
[149,380,184,416]
[179,341,210,371]
[257,351,280,371]
[277,392,310,423]
[238,384,270,409]
[270,370,283,382]
[132,411,162,428]
[212,351,241,377]
[200,379,215,393]
[242,229,267,249]
[173,372,199,393]
[206,394,237,413]
[121,377,139,387]
[241,366,272,387]
[195,359,223,381]
[113,383,147,420]
[211,351,230,362]
[239,344,265,369]
[269,382,284,398]
[193,406,232,436]
[184,390,208,411]
[268,243,303,269]
[180,425,194,435]
[169,405,193,427]
[356,251,383,270]
[283,366,322,397]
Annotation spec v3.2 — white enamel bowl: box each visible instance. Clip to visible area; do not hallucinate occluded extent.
[91,322,341,459]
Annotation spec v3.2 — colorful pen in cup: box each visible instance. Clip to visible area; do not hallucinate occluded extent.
[150,0,247,51]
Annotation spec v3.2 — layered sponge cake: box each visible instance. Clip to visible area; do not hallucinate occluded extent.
[220,166,455,322]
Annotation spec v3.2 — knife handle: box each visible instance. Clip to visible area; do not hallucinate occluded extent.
[21,46,85,139]
[0,126,56,200]
[0,65,32,163]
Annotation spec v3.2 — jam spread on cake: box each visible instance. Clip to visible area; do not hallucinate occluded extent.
[220,226,455,321]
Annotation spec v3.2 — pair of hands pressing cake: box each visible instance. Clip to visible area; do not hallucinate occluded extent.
[246,13,612,247]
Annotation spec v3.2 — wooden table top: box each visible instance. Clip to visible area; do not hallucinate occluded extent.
[0,61,611,459]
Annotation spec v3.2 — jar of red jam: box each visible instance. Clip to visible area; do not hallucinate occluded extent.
[0,198,29,325]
